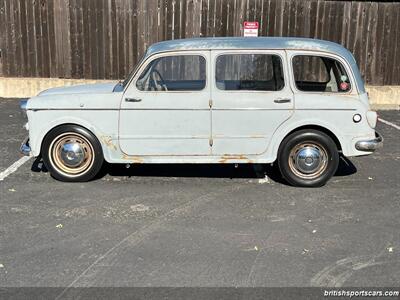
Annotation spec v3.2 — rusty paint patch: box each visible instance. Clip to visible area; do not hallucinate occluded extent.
[219,154,253,164]
[122,153,144,163]
[100,136,117,151]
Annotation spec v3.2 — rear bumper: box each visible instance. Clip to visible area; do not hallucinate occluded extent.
[355,131,383,152]
[20,137,31,156]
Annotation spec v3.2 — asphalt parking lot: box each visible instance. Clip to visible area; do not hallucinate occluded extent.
[0,98,399,290]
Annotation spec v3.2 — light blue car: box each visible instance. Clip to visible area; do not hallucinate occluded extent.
[20,37,382,187]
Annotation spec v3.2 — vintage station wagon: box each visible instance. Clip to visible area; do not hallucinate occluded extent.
[20,37,382,187]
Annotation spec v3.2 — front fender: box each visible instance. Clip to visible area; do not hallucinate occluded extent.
[27,111,119,163]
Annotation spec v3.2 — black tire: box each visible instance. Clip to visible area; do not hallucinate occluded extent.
[41,124,104,182]
[278,129,339,187]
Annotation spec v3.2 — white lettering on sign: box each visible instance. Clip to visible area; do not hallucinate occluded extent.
[243,21,259,37]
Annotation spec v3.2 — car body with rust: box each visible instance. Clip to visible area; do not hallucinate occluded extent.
[20,37,382,187]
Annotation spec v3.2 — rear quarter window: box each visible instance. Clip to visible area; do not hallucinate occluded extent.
[292,55,351,93]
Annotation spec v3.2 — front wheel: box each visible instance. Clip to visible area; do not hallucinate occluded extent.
[41,125,104,182]
[278,130,339,187]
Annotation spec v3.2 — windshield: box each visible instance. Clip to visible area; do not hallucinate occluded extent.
[121,52,147,88]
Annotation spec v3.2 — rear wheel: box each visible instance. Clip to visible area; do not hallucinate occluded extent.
[42,125,104,182]
[278,129,339,187]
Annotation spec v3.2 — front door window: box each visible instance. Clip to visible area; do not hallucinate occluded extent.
[136,55,206,91]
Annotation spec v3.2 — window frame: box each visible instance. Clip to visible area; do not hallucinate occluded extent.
[290,52,355,95]
[132,51,209,94]
[213,50,286,93]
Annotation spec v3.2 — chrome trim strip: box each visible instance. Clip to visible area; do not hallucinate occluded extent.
[28,108,207,111]
[213,108,356,111]
[27,108,356,111]
[27,108,120,111]
[119,135,266,140]
[119,136,210,140]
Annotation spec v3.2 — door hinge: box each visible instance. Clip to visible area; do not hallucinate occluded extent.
[209,137,213,147]
[209,99,213,108]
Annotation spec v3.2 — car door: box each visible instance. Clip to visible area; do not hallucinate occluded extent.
[210,50,294,155]
[119,51,211,156]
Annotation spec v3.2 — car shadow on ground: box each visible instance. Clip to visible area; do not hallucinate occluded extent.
[31,155,356,185]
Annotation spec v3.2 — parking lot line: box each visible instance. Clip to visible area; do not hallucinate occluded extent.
[0,156,31,181]
[379,118,400,130]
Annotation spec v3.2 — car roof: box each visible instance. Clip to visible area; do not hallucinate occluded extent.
[145,37,365,93]
[146,37,350,59]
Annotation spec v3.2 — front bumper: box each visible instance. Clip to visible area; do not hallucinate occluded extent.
[355,131,383,152]
[20,137,31,156]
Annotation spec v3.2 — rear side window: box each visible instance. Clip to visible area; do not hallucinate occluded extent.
[292,55,351,93]
[215,54,284,91]
[136,55,206,91]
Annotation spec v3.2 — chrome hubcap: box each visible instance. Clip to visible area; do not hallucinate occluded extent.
[295,147,322,174]
[60,142,85,167]
[288,142,328,179]
[49,133,94,177]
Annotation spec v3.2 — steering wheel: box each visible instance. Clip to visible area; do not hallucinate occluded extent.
[150,69,168,91]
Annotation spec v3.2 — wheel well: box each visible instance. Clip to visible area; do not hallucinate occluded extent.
[285,125,342,151]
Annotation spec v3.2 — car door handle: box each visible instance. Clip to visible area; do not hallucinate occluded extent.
[274,98,291,103]
[125,97,142,102]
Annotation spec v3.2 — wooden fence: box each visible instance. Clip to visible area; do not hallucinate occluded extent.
[0,0,399,85]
